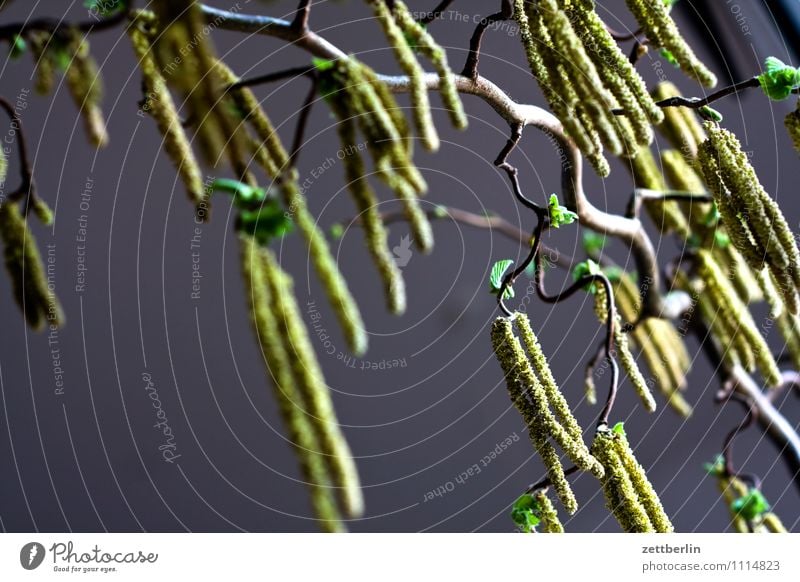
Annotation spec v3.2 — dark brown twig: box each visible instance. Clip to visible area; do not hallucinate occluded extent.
[418,0,457,25]
[0,0,130,41]
[460,0,513,79]
[0,96,35,205]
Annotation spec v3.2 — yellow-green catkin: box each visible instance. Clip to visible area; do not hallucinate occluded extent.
[592,429,655,532]
[593,427,673,532]
[614,430,674,532]
[368,0,438,151]
[514,0,609,176]
[260,246,364,519]
[652,83,707,159]
[152,1,246,170]
[0,201,64,330]
[328,57,433,253]
[628,148,690,238]
[28,32,56,95]
[565,1,662,144]
[129,11,204,204]
[514,313,583,442]
[239,234,344,532]
[280,173,368,356]
[698,122,800,313]
[494,316,603,477]
[593,285,657,412]
[392,1,467,130]
[785,103,800,155]
[615,273,691,415]
[696,250,781,386]
[625,0,717,87]
[760,513,788,533]
[584,359,597,406]
[335,106,406,314]
[491,316,604,512]
[63,30,108,147]
[534,489,564,533]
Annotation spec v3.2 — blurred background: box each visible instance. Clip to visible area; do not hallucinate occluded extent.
[0,0,798,532]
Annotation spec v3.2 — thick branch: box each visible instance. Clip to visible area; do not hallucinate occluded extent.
[201,4,666,317]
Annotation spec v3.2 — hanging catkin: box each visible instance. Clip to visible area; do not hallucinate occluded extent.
[128,10,204,204]
[652,82,707,160]
[322,57,433,253]
[698,122,800,314]
[368,0,438,151]
[695,250,781,386]
[533,489,564,533]
[281,172,368,357]
[391,1,467,130]
[0,201,64,330]
[239,234,344,532]
[614,272,692,416]
[332,96,406,315]
[592,426,673,532]
[63,30,108,147]
[514,0,608,176]
[28,32,56,95]
[592,285,656,412]
[259,246,364,519]
[624,0,717,87]
[491,315,604,513]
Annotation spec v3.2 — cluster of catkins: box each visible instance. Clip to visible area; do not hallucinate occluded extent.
[28,28,107,147]
[613,271,692,416]
[514,0,664,176]
[630,82,798,387]
[491,313,604,514]
[366,0,467,153]
[240,235,362,531]
[590,281,657,414]
[491,313,675,530]
[591,425,674,532]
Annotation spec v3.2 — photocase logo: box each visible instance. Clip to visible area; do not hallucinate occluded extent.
[392,234,413,268]
[19,542,46,570]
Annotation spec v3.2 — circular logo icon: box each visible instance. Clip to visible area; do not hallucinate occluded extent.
[19,542,46,570]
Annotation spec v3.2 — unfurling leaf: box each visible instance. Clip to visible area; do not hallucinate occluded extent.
[757,56,800,101]
[510,494,541,532]
[572,259,601,293]
[548,193,578,228]
[489,259,515,299]
[731,489,770,521]
[236,199,293,246]
[211,178,266,206]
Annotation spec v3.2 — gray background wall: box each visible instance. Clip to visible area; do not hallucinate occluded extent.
[0,0,798,532]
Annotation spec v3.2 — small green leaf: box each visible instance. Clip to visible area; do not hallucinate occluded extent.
[489,259,515,300]
[603,265,624,283]
[572,259,601,293]
[582,231,606,257]
[9,35,26,59]
[548,193,578,228]
[731,489,770,521]
[311,57,336,73]
[660,48,679,67]
[510,494,541,533]
[211,178,266,206]
[714,230,730,248]
[703,454,725,476]
[612,421,626,436]
[757,56,800,101]
[703,202,721,227]
[237,199,294,246]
